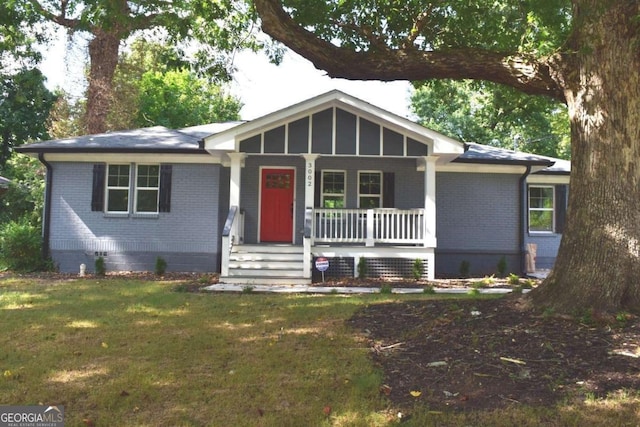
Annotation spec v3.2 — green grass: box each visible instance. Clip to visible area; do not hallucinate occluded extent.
[1,277,639,426]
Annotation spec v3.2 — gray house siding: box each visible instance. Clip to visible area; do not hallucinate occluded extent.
[49,162,223,273]
[435,172,521,277]
[526,234,562,270]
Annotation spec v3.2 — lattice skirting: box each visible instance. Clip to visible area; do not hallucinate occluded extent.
[312,256,429,281]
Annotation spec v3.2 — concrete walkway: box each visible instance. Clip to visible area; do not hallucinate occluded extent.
[203,283,526,295]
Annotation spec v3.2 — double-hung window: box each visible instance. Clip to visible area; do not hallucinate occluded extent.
[529,186,554,232]
[321,171,345,208]
[135,165,160,213]
[358,171,382,208]
[106,164,130,213]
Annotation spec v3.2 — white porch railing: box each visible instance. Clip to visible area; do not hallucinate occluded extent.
[313,208,426,245]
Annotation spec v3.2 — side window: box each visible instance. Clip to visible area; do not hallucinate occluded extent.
[106,164,130,213]
[358,171,382,208]
[529,186,554,232]
[135,165,160,213]
[322,171,345,208]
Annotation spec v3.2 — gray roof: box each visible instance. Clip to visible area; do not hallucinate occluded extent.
[459,143,570,174]
[16,122,569,174]
[17,122,243,154]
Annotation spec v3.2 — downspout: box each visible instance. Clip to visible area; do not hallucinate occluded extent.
[519,165,532,275]
[38,153,52,261]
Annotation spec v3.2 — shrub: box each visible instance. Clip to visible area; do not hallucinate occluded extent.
[95,257,106,277]
[423,285,436,295]
[508,273,520,286]
[379,284,393,294]
[412,258,424,280]
[497,256,508,277]
[357,257,367,279]
[155,256,167,276]
[459,260,470,278]
[0,220,44,272]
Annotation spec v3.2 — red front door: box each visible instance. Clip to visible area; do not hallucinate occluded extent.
[260,168,295,242]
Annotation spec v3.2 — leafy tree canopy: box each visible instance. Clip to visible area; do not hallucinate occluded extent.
[411,80,570,159]
[0,68,56,167]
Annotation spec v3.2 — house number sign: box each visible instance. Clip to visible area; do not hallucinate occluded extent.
[306,161,313,187]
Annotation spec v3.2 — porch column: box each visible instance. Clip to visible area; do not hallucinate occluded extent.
[301,154,320,279]
[424,156,438,247]
[222,152,246,277]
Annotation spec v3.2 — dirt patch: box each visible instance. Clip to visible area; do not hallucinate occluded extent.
[349,295,640,411]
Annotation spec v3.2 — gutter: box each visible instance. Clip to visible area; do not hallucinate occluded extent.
[519,165,532,275]
[38,153,52,261]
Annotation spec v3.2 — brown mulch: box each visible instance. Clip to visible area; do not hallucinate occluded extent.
[348,295,640,411]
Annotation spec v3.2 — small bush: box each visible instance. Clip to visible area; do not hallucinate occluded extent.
[412,258,424,280]
[423,285,436,295]
[459,260,470,278]
[497,256,508,277]
[0,220,45,272]
[379,284,393,294]
[357,257,367,279]
[242,285,255,294]
[508,273,520,286]
[95,257,106,277]
[155,256,167,276]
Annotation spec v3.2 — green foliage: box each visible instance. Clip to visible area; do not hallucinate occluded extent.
[136,69,241,128]
[423,285,436,295]
[242,285,255,294]
[508,273,521,286]
[411,80,570,158]
[0,155,45,226]
[0,220,44,272]
[95,257,106,277]
[379,284,392,294]
[155,257,167,276]
[497,256,508,278]
[412,258,424,280]
[459,260,470,278]
[357,257,367,279]
[0,68,56,166]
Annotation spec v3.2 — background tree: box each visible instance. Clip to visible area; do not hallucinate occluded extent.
[0,68,56,167]
[411,80,570,159]
[253,0,640,313]
[21,0,259,134]
[108,39,241,130]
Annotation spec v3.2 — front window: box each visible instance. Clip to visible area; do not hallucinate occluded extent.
[322,171,345,208]
[529,186,554,232]
[359,171,382,208]
[136,165,160,213]
[107,164,130,212]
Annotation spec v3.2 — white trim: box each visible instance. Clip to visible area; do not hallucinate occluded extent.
[320,169,347,208]
[357,170,383,208]
[40,153,222,164]
[105,163,131,214]
[528,185,555,233]
[527,174,570,184]
[133,164,160,214]
[437,163,530,174]
[258,166,297,244]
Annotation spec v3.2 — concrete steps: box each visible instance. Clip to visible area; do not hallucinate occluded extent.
[221,244,310,285]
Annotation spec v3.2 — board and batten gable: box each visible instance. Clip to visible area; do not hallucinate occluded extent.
[47,161,225,273]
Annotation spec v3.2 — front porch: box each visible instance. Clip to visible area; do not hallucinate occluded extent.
[220,207,435,285]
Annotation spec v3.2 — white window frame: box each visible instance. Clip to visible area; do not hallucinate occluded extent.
[358,170,382,208]
[134,164,160,214]
[321,170,346,209]
[528,185,555,233]
[106,164,131,213]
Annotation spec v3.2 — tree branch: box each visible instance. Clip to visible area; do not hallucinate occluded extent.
[254,0,565,102]
[28,0,80,30]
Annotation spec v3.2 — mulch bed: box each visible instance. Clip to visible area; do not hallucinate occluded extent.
[349,295,640,411]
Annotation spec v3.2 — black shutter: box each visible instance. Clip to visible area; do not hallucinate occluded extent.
[159,165,172,213]
[314,171,321,208]
[555,184,567,234]
[91,164,106,211]
[382,172,395,208]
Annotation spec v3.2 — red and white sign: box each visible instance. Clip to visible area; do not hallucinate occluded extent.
[315,257,329,272]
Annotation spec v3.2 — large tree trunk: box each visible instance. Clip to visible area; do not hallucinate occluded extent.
[532,0,640,313]
[85,29,121,134]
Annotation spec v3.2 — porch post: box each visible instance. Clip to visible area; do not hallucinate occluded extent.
[424,156,438,247]
[302,154,319,279]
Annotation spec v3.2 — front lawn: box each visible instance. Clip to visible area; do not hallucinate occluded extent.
[1,275,639,426]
